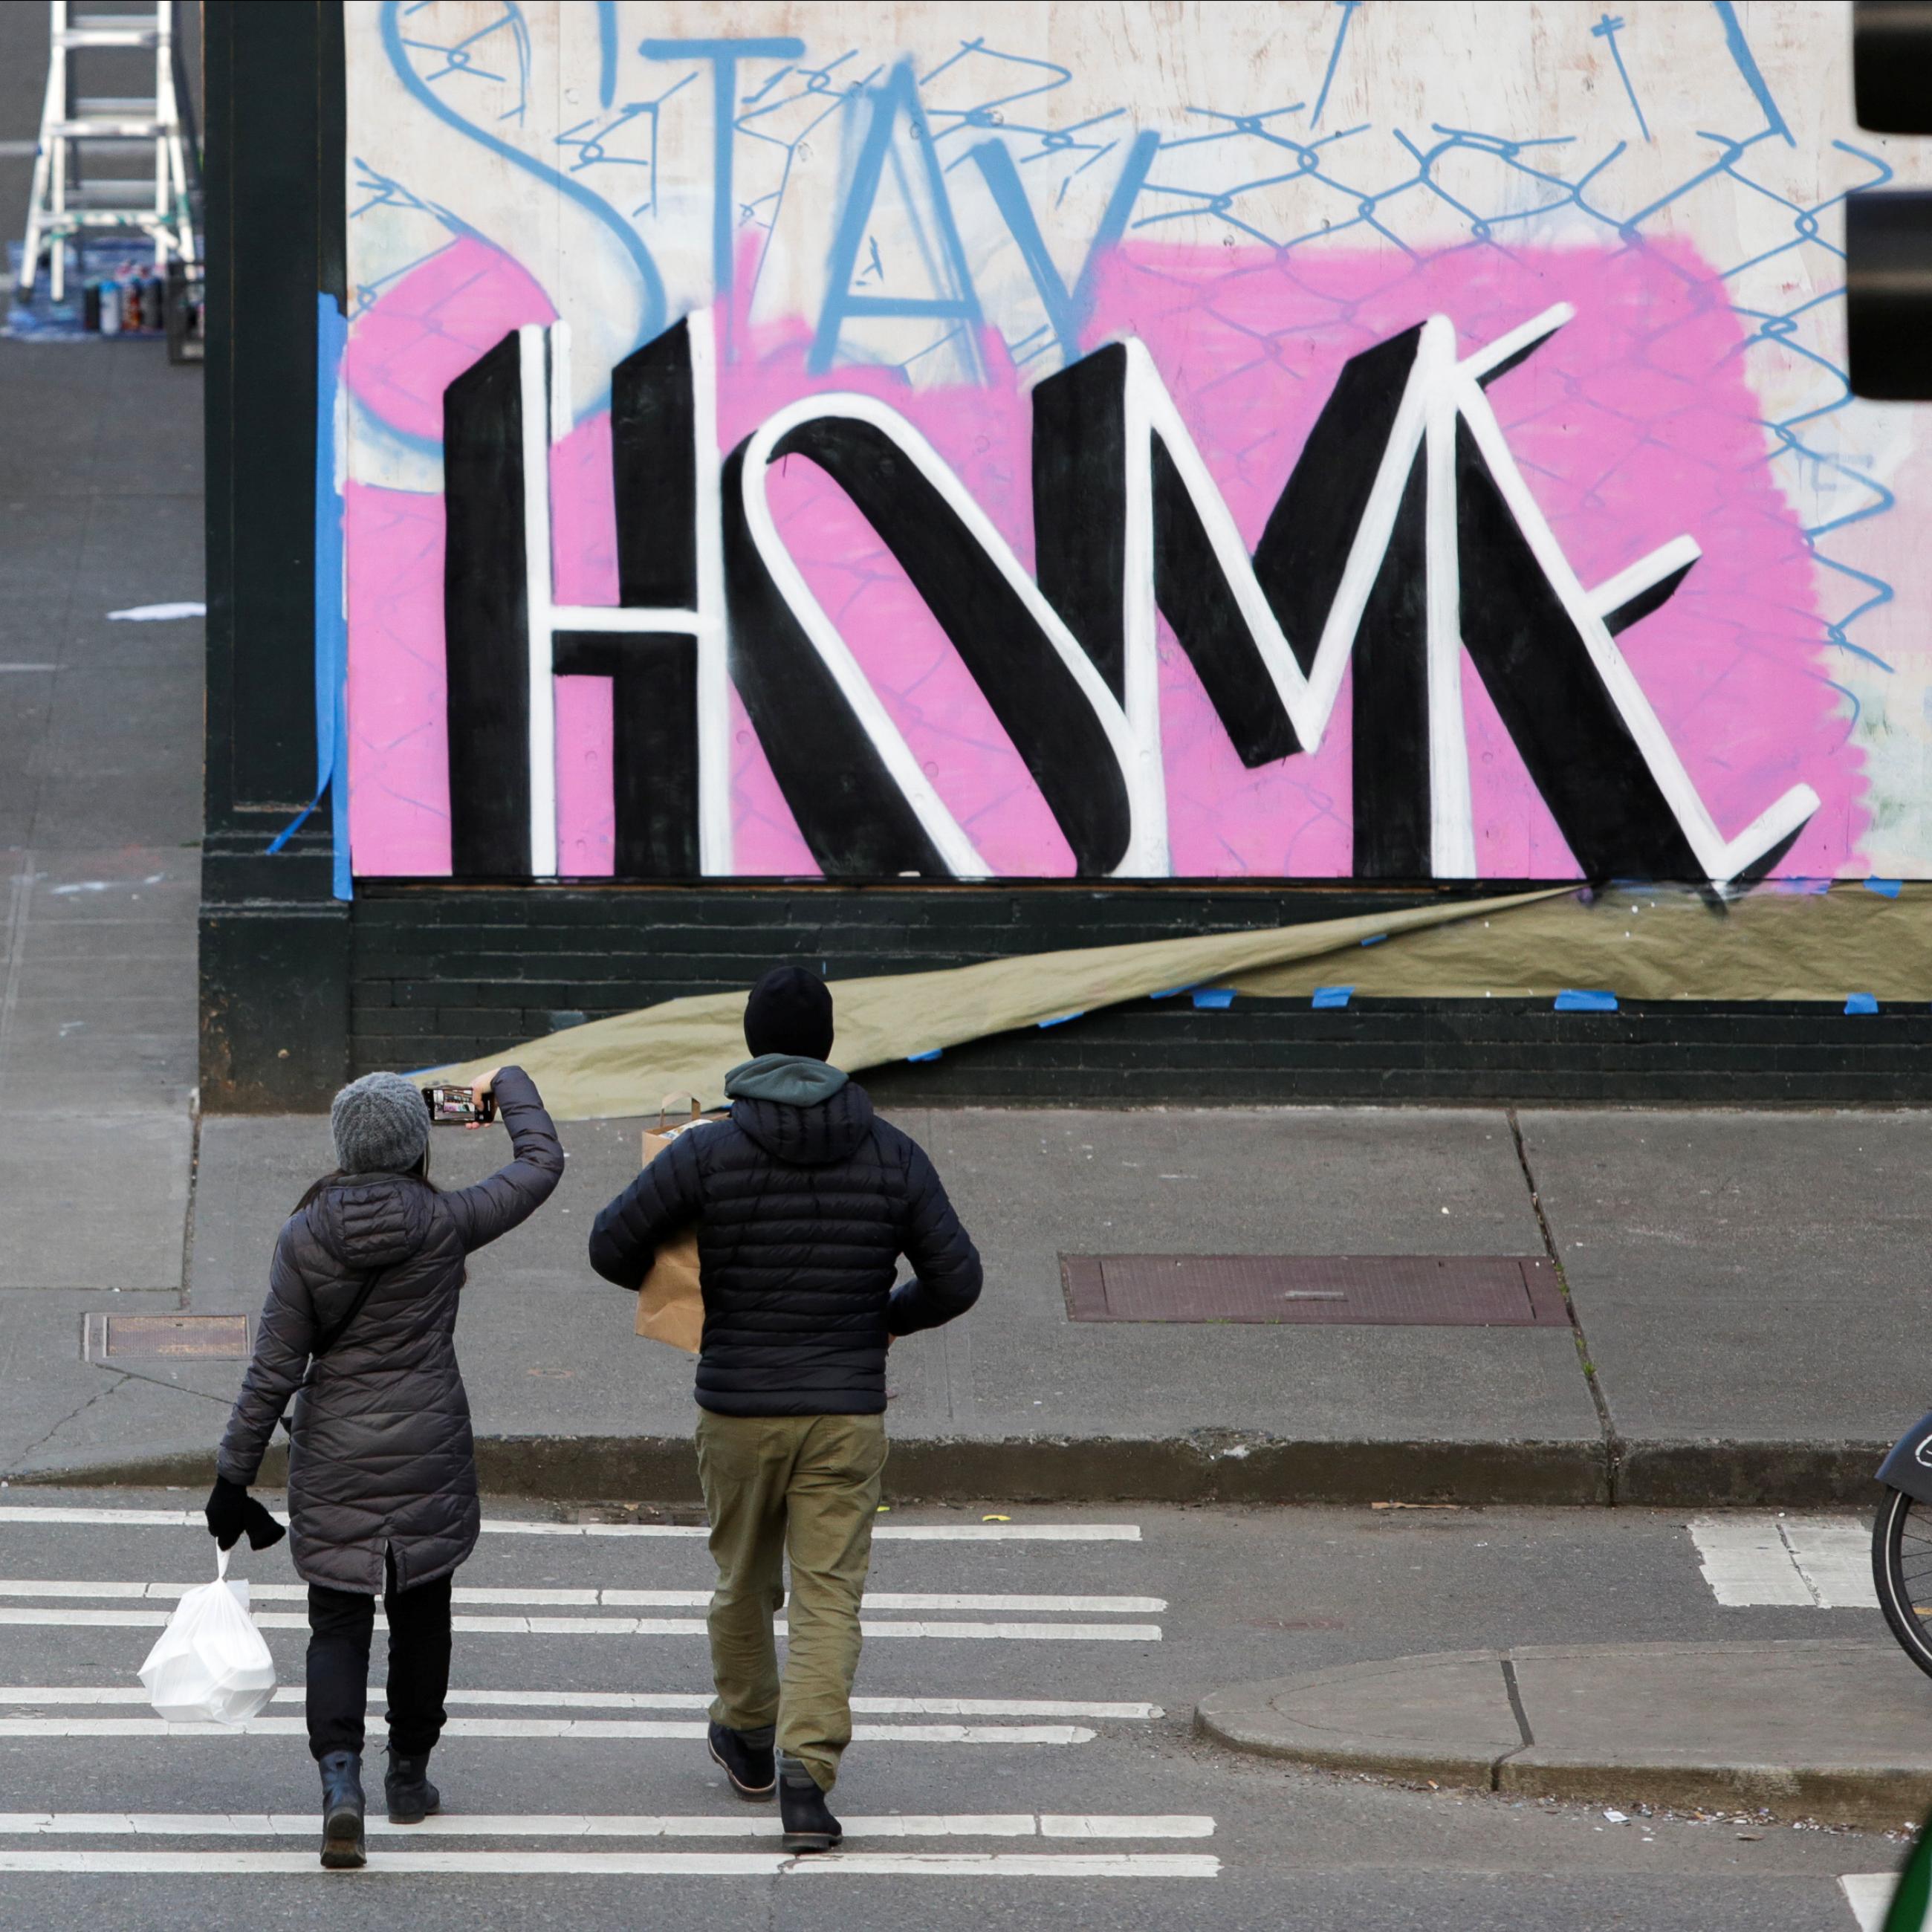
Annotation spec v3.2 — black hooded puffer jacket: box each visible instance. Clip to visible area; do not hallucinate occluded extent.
[587,1062,982,1416]
[216,1066,563,1594]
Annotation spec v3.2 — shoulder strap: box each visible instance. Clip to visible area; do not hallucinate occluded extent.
[310,1265,386,1364]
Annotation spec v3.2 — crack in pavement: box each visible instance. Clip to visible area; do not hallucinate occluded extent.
[1507,1106,1622,1499]
[2,1369,132,1476]
[1489,1655,1535,1789]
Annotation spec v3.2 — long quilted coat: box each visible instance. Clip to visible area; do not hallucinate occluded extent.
[586,1057,982,1417]
[217,1066,563,1593]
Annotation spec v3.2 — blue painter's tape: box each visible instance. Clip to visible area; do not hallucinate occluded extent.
[907,1048,943,1063]
[270,293,352,901]
[1037,1011,1083,1029]
[1150,985,1196,1000]
[1845,993,1879,1015]
[1312,985,1353,1010]
[1360,933,1388,947]
[1865,877,1903,898]
[1555,989,1618,1012]
[1191,988,1236,1011]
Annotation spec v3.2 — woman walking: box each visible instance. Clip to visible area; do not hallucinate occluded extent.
[204,1065,563,1869]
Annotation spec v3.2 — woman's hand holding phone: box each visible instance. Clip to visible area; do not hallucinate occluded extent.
[468,1067,503,1129]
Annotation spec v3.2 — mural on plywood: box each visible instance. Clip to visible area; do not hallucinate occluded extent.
[340,1,1896,885]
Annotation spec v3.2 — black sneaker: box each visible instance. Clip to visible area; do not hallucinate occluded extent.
[384,1747,441,1824]
[778,1753,841,1852]
[707,1719,777,1799]
[318,1750,366,1870]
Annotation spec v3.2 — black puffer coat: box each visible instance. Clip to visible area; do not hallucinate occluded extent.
[587,1057,981,1416]
[217,1067,563,1594]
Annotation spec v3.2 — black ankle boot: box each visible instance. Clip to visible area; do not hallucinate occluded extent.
[777,1754,841,1852]
[318,1750,366,1869]
[707,1719,776,1800]
[384,1746,441,1824]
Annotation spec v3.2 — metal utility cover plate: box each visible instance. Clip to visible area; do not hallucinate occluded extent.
[1060,1255,1567,1326]
[83,1314,253,1364]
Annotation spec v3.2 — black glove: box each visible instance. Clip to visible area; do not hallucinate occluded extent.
[204,1475,247,1549]
[242,1497,288,1551]
[204,1477,286,1552]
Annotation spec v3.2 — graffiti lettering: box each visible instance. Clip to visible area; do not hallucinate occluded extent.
[438,306,1818,884]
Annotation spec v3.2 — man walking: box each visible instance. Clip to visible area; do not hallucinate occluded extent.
[588,965,982,1851]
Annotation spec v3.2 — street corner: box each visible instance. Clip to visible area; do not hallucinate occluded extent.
[1194,1650,1520,1789]
[1199,1637,1932,1831]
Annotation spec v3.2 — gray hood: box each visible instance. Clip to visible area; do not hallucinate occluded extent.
[724,1054,849,1106]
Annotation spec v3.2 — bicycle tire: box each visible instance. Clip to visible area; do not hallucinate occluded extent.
[1873,1485,1932,1680]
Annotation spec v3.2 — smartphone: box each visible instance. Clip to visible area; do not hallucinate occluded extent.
[423,1083,495,1127]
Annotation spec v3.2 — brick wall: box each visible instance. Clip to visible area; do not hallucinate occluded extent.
[346,885,1932,1103]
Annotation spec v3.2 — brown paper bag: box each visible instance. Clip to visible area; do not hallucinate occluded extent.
[632,1098,714,1355]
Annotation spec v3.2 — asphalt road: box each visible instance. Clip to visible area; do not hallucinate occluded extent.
[0,1491,1912,1929]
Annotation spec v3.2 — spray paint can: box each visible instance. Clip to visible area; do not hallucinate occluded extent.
[99,279,120,334]
[82,282,100,331]
[143,276,164,331]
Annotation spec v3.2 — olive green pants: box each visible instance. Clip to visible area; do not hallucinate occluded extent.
[694,1409,887,1793]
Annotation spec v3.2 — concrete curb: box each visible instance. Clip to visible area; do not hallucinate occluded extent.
[1196,1639,1932,1829]
[8,1433,1896,1507]
[8,1433,1609,1503]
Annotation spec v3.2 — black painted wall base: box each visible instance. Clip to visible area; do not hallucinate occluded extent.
[320,884,1932,1107]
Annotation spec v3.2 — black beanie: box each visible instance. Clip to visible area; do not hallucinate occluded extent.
[744,965,834,1061]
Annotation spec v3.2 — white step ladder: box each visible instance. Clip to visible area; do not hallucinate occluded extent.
[19,1,197,302]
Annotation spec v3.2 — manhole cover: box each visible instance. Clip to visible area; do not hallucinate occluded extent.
[82,1314,253,1364]
[1060,1255,1566,1326]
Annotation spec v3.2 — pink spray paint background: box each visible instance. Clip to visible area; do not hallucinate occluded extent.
[342,235,1864,879]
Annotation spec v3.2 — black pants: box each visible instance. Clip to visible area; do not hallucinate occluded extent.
[305,1548,453,1761]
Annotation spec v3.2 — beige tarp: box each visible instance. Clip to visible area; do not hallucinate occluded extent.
[428,888,1562,1121]
[1227,882,1932,1002]
[427,883,1932,1123]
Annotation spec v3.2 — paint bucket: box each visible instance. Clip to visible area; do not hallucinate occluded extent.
[99,280,120,335]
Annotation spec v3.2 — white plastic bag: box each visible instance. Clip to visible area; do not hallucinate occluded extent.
[137,1546,277,1725]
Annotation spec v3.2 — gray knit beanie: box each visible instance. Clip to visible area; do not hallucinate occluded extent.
[330,1071,431,1176]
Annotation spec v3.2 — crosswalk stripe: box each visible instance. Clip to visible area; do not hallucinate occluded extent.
[0,1686,1163,1719]
[0,1718,1098,1743]
[1841,1871,1893,1930]
[0,1607,1159,1640]
[0,1848,1216,1876]
[0,1812,1213,1839]
[1688,1515,1876,1609]
[0,1508,1141,1544]
[0,1581,1166,1614]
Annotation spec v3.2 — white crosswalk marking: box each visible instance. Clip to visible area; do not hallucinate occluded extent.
[1841,1870,1893,1929]
[0,1507,1141,1543]
[0,1849,1218,1876]
[0,1505,1206,1884]
[0,1606,1160,1639]
[1688,1516,1876,1608]
[0,1812,1214,1839]
[0,1579,1167,1613]
[0,1687,1164,1719]
[0,1718,1098,1743]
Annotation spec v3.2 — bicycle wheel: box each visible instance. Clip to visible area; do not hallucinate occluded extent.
[1873,1485,1932,1680]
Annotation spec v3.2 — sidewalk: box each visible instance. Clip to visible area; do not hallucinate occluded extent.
[1197,1638,1932,1829]
[5,1094,1926,1505]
